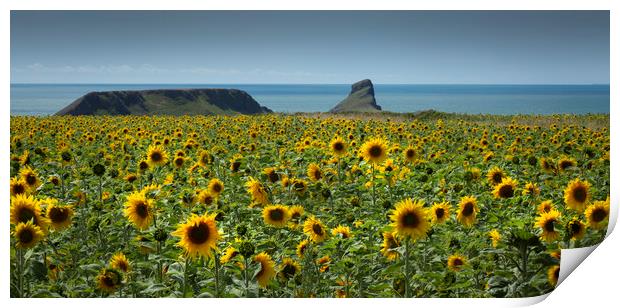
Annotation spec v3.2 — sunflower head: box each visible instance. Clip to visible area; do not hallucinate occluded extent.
[447,254,467,272]
[207,178,224,196]
[488,229,501,247]
[360,138,388,164]
[492,177,517,199]
[245,177,269,205]
[522,182,540,196]
[19,165,41,189]
[289,205,305,222]
[381,231,400,261]
[303,216,328,243]
[13,220,45,249]
[10,194,48,230]
[172,213,220,259]
[110,252,131,273]
[263,167,280,183]
[254,252,276,288]
[307,163,323,182]
[584,199,610,229]
[430,202,451,224]
[197,190,216,207]
[390,199,431,240]
[10,177,29,196]
[403,146,417,163]
[548,265,560,287]
[123,191,154,230]
[221,247,240,263]
[279,258,301,280]
[146,145,168,166]
[457,196,478,227]
[46,203,74,231]
[96,268,123,293]
[331,225,352,239]
[296,239,310,258]
[330,137,347,156]
[566,218,586,240]
[486,167,505,185]
[563,179,591,212]
[262,204,291,228]
[535,210,561,243]
[557,157,576,171]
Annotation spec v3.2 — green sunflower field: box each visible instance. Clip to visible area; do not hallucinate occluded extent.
[9,112,610,298]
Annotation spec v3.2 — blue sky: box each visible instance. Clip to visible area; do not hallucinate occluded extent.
[10,11,609,84]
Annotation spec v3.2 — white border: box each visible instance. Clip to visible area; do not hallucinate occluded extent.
[2,1,617,308]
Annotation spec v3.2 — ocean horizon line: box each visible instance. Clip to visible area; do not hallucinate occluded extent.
[10,82,611,86]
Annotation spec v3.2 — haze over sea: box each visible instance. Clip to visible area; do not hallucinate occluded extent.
[10,83,610,116]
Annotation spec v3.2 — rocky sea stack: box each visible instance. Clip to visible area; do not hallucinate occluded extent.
[55,88,272,116]
[329,79,382,113]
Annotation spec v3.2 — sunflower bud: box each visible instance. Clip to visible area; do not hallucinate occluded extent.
[93,164,106,177]
[239,241,255,258]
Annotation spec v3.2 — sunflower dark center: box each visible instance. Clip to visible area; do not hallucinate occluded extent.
[18,229,34,244]
[385,166,393,172]
[212,183,222,193]
[435,208,445,219]
[492,173,503,184]
[570,222,582,234]
[282,264,297,278]
[462,203,474,216]
[135,202,148,218]
[592,208,607,222]
[202,195,213,205]
[369,145,383,158]
[406,149,415,158]
[572,186,587,203]
[49,207,69,223]
[18,208,36,224]
[188,222,210,244]
[268,171,279,182]
[312,223,324,236]
[560,161,574,170]
[453,258,463,266]
[102,275,116,287]
[334,142,344,151]
[13,184,25,194]
[544,219,555,232]
[269,209,284,221]
[401,212,420,228]
[498,185,514,198]
[313,169,321,179]
[26,174,37,185]
[291,212,301,220]
[150,152,163,162]
[175,158,183,166]
[294,182,305,190]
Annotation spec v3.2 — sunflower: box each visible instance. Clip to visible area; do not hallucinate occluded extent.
[492,177,517,199]
[138,160,150,172]
[123,191,154,230]
[146,145,168,166]
[535,210,561,242]
[10,194,48,229]
[331,225,352,239]
[488,229,501,248]
[522,182,540,196]
[173,155,185,168]
[403,146,417,163]
[245,177,269,205]
[566,218,586,240]
[172,213,220,259]
[279,258,301,280]
[557,157,576,171]
[540,157,555,173]
[263,167,280,183]
[254,252,276,288]
[292,178,308,195]
[207,178,224,196]
[486,167,505,185]
[296,239,310,258]
[303,216,328,243]
[196,190,215,207]
[198,150,212,167]
[307,163,323,182]
[110,252,131,273]
[563,179,591,212]
[316,255,331,272]
[457,196,479,227]
[262,204,291,228]
[46,203,74,231]
[289,205,304,221]
[537,200,555,213]
[380,231,400,261]
[430,202,450,224]
[330,137,347,157]
[19,165,41,190]
[584,199,610,229]
[10,177,29,196]
[221,247,240,263]
[547,265,560,287]
[390,199,431,240]
[13,220,45,249]
[96,268,123,293]
[447,254,467,272]
[360,138,388,164]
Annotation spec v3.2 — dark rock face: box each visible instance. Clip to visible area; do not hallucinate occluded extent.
[55,88,273,116]
[329,79,382,113]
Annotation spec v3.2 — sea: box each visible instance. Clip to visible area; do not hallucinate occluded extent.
[10,83,610,116]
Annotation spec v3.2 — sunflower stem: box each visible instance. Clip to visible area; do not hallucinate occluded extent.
[214,253,221,297]
[404,238,410,298]
[182,257,190,297]
[17,247,24,297]
[244,257,250,297]
[371,163,376,209]
[98,176,103,205]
